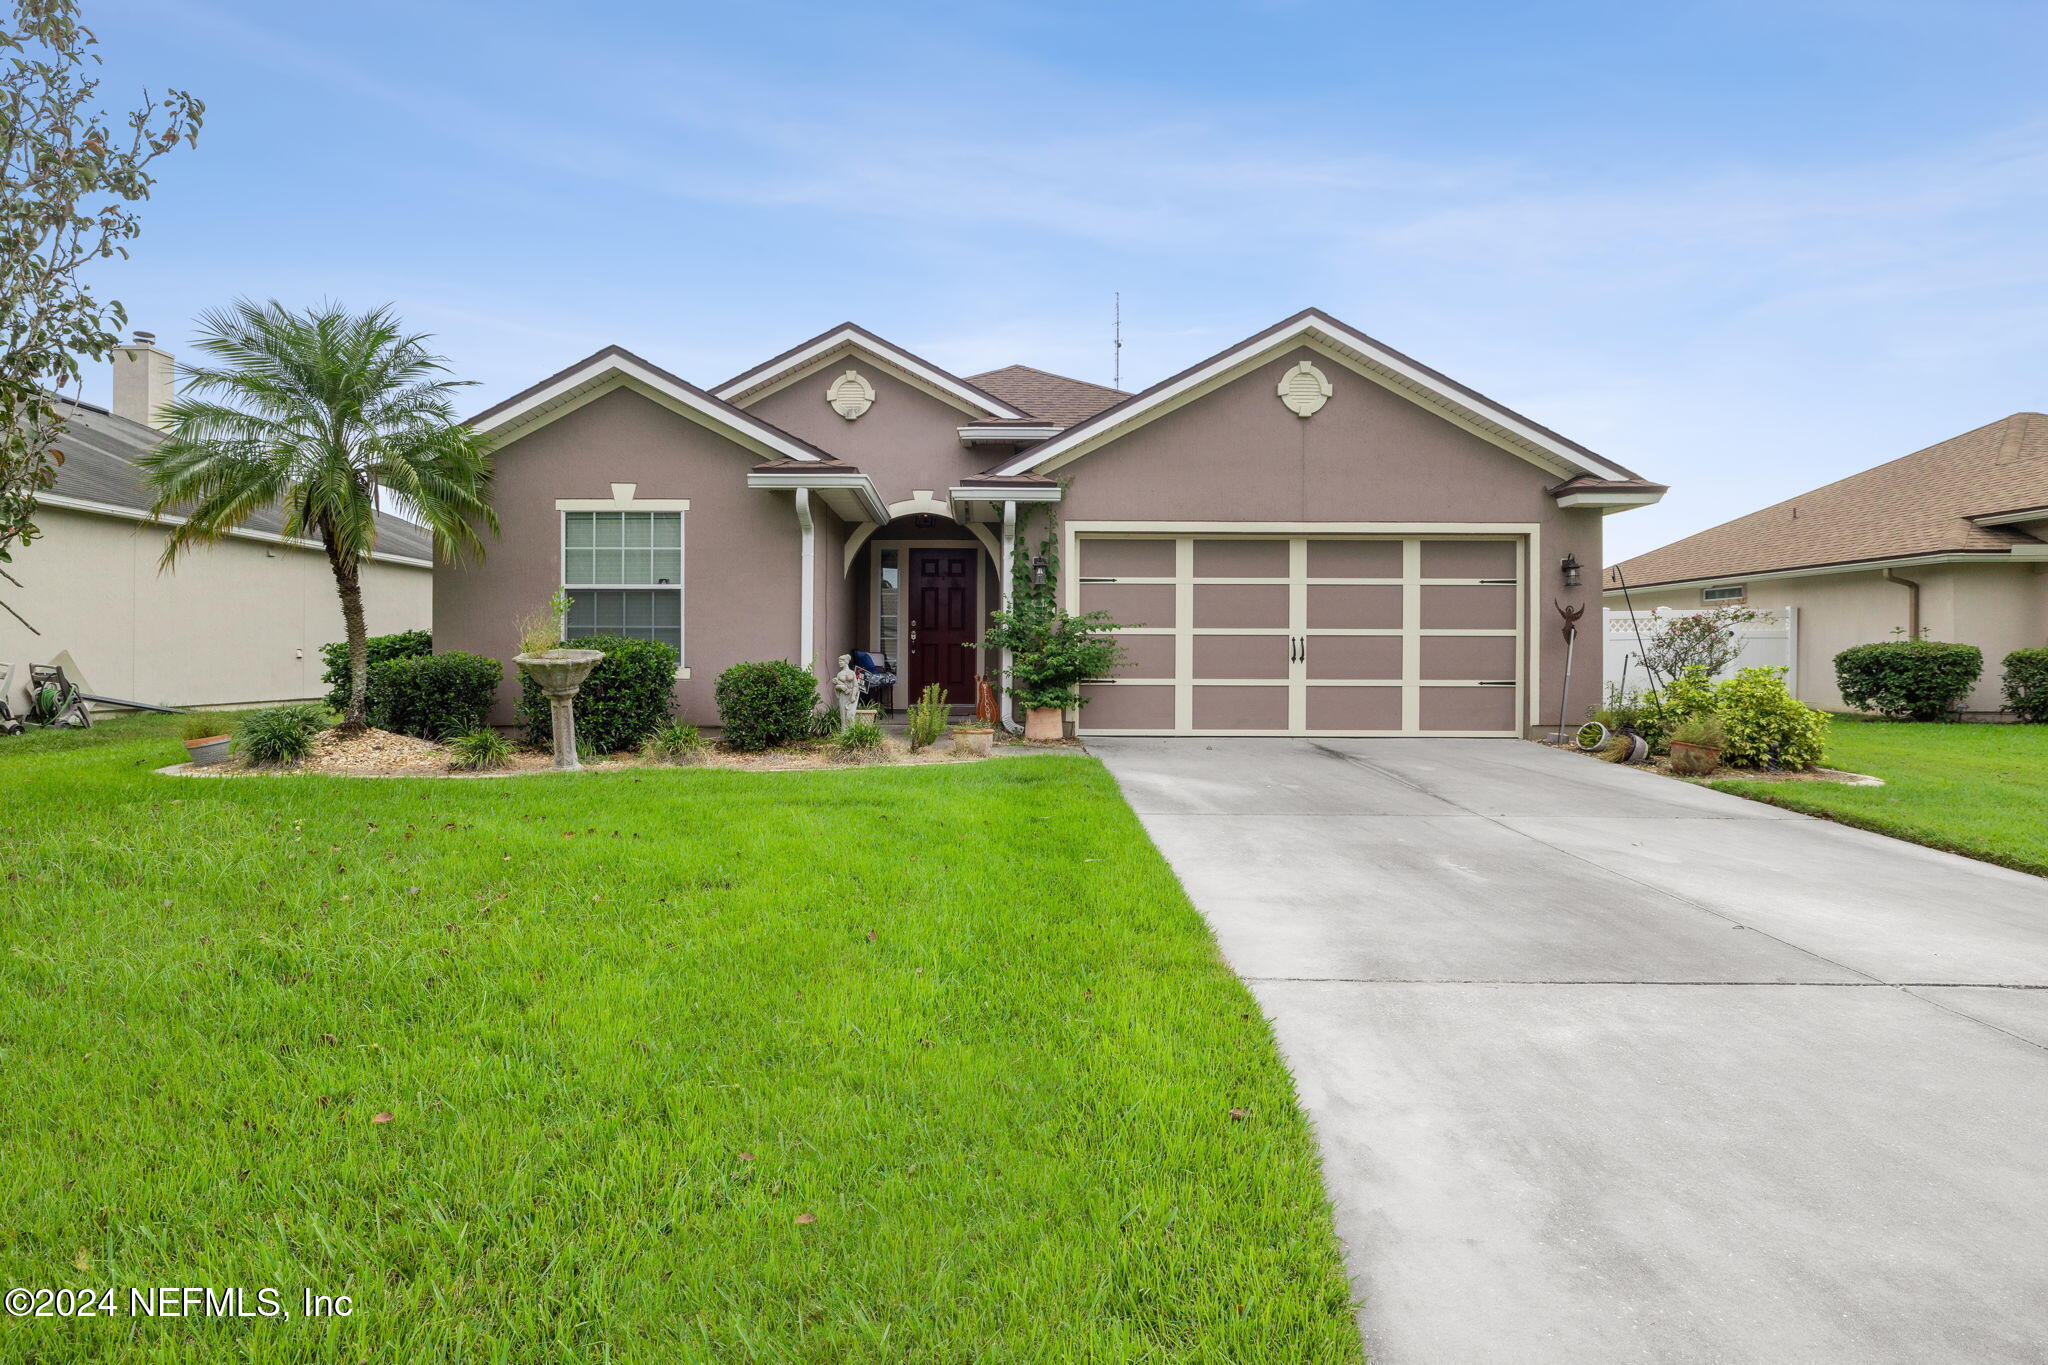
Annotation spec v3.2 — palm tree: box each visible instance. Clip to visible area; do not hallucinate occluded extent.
[137,300,496,730]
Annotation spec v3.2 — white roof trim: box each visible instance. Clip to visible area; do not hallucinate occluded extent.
[1604,546,2048,596]
[746,469,889,523]
[715,327,1029,419]
[39,493,436,567]
[477,354,825,463]
[959,423,1060,445]
[1554,489,1664,511]
[990,311,1633,483]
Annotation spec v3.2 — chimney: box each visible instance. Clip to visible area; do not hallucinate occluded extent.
[111,330,175,430]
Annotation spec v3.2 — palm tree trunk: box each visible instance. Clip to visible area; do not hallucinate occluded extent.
[323,536,371,731]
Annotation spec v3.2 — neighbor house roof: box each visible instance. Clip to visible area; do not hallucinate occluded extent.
[965,365,1128,428]
[42,401,435,564]
[1608,412,2048,590]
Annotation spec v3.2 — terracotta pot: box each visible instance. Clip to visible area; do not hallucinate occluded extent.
[183,735,231,767]
[951,727,994,757]
[1668,740,1722,775]
[1024,707,1064,742]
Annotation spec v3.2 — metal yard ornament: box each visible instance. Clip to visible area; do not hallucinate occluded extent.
[1554,599,1586,744]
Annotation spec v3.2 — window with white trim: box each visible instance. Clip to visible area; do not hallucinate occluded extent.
[1701,584,1745,603]
[562,510,682,651]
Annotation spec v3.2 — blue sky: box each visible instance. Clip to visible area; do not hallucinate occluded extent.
[77,0,2048,559]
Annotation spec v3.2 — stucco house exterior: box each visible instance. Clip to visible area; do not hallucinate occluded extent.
[436,308,1664,738]
[0,337,433,716]
[1606,412,2048,715]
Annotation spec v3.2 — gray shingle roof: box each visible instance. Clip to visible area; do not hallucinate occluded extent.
[45,400,436,563]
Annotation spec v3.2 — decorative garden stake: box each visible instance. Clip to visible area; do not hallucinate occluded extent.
[1553,599,1585,744]
[515,648,605,770]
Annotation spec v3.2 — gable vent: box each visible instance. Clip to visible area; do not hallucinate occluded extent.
[1277,360,1332,418]
[826,369,876,420]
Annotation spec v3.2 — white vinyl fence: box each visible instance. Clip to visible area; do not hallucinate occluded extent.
[1603,607,1798,700]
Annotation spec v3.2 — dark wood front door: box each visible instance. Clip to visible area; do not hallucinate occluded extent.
[907,547,977,706]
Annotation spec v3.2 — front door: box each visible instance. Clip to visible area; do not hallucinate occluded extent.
[907,547,977,706]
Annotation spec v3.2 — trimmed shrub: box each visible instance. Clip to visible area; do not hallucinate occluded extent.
[516,635,678,754]
[2002,649,2048,723]
[1835,640,1982,720]
[714,660,818,752]
[320,630,431,711]
[447,727,513,772]
[366,652,503,739]
[1715,667,1829,770]
[237,704,326,766]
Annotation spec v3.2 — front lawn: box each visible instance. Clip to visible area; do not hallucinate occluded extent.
[0,715,1361,1362]
[1709,718,2048,876]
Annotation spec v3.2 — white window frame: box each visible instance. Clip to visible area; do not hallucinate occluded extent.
[556,487,691,678]
[1701,584,1746,603]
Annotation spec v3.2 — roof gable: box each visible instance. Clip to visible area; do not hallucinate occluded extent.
[468,345,833,463]
[988,308,1641,485]
[1609,413,2048,589]
[714,323,1027,419]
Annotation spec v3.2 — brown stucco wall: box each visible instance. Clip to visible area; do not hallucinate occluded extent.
[742,353,991,505]
[1055,347,1610,735]
[434,385,806,727]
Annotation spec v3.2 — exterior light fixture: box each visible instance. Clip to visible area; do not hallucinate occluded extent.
[1030,554,1049,587]
[1560,553,1582,588]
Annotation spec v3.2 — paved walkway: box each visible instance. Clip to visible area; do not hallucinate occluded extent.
[1091,737,2048,1364]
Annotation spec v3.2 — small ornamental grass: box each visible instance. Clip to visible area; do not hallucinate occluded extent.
[907,683,949,751]
[833,719,886,761]
[235,704,327,766]
[640,720,706,764]
[446,727,514,772]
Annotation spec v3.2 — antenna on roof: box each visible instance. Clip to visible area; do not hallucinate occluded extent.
[1113,292,1122,390]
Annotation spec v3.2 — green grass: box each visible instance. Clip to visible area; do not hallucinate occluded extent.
[0,714,1361,1363]
[1708,718,2048,876]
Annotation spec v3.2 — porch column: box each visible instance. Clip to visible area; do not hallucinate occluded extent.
[794,488,815,672]
[997,499,1020,733]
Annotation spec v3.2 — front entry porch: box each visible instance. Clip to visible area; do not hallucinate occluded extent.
[849,516,999,714]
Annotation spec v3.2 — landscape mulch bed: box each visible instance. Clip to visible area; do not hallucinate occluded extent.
[1547,740,1882,786]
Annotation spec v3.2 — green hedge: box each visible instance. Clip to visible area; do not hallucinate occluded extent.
[713,660,818,751]
[1712,667,1829,769]
[2003,649,2048,723]
[1834,640,1982,720]
[366,652,504,740]
[517,635,677,753]
[320,630,432,711]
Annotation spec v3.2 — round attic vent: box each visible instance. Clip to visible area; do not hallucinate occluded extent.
[1277,360,1332,417]
[826,369,875,420]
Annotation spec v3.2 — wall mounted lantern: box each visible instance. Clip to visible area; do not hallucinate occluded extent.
[1560,553,1582,589]
[1030,554,1049,588]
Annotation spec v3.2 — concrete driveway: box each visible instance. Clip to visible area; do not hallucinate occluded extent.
[1091,737,2048,1364]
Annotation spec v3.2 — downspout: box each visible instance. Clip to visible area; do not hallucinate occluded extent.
[794,489,815,672]
[1883,567,1921,640]
[996,499,1022,735]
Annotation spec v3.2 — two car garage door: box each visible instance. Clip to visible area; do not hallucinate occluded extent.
[1074,533,1525,737]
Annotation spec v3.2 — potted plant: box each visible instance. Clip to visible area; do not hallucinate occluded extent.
[180,714,232,766]
[1666,714,1726,775]
[950,723,994,757]
[981,603,1125,743]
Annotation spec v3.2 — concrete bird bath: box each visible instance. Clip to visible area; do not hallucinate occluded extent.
[514,648,605,770]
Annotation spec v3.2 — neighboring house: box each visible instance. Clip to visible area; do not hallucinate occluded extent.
[0,337,434,715]
[436,308,1663,738]
[1606,412,2048,714]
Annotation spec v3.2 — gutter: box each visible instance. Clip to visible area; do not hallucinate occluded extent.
[1883,567,1922,639]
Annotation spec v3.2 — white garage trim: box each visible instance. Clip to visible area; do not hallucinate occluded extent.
[1064,521,1539,736]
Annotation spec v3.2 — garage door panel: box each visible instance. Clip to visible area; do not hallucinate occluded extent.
[1193,634,1291,680]
[1078,683,1174,729]
[1193,583,1289,628]
[1080,538,1176,578]
[1306,584,1402,629]
[1420,685,1518,733]
[1306,686,1403,731]
[1192,685,1289,730]
[1306,635,1402,680]
[1419,584,1517,630]
[1110,633,1177,679]
[1192,538,1289,578]
[1420,635,1517,681]
[1307,539,1403,578]
[1082,582,1175,626]
[1420,539,1517,580]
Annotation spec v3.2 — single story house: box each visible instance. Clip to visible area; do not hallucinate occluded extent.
[0,336,434,715]
[1606,412,2048,715]
[436,308,1664,738]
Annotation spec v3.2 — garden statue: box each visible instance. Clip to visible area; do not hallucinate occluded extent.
[832,654,862,729]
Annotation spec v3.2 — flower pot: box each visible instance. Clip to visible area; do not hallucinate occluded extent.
[1668,740,1722,775]
[855,707,879,728]
[183,734,231,767]
[952,727,994,757]
[1024,707,1064,742]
